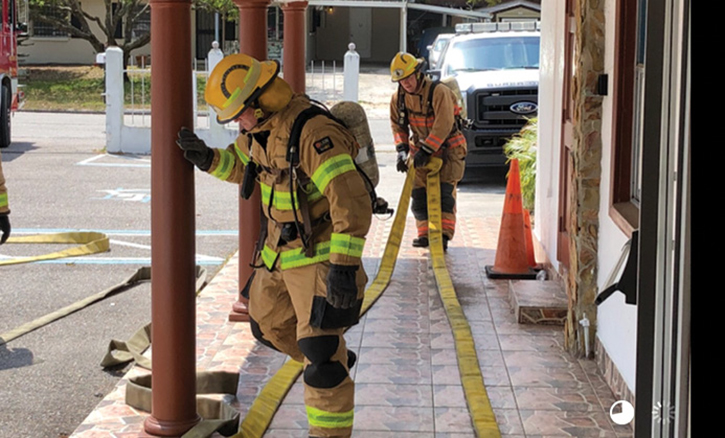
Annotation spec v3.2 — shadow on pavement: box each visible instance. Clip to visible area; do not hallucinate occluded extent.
[0,142,39,161]
[0,344,35,370]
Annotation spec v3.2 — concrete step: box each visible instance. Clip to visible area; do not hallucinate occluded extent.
[508,279,568,325]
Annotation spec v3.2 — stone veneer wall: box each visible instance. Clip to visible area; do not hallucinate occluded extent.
[564,0,605,358]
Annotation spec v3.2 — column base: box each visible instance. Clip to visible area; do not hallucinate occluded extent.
[143,414,201,437]
[229,295,250,322]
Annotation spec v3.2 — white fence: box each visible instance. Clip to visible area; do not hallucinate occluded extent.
[104,44,360,155]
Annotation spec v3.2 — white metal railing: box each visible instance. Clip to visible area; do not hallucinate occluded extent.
[104,45,238,154]
[104,43,360,154]
[304,60,343,105]
[122,57,216,130]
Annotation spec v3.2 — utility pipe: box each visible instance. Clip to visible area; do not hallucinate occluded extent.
[579,313,591,358]
[144,0,200,434]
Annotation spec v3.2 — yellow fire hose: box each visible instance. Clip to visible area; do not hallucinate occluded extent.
[233,157,500,438]
[0,233,236,437]
[424,159,500,438]
[0,231,110,267]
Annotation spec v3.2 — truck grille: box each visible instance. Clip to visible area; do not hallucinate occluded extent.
[474,88,538,127]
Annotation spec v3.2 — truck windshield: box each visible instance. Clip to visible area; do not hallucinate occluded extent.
[444,36,540,76]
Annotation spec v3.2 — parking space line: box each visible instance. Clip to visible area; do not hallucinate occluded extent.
[76,154,151,167]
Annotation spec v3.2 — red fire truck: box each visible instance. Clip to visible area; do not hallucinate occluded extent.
[0,0,25,148]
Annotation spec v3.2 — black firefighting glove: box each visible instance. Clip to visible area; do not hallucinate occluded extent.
[395,143,409,173]
[326,263,359,309]
[413,144,434,168]
[0,213,10,245]
[176,127,214,171]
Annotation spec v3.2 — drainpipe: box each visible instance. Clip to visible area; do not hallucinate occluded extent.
[229,0,270,323]
[282,1,308,93]
[144,0,200,434]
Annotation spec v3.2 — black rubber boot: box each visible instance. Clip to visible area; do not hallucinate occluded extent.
[412,236,429,247]
[443,236,450,252]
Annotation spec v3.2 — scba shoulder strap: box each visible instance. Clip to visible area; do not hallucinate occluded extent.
[396,80,440,126]
[286,100,389,214]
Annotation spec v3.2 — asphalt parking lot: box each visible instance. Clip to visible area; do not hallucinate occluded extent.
[0,111,243,438]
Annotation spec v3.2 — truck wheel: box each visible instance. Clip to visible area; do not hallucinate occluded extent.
[0,85,10,149]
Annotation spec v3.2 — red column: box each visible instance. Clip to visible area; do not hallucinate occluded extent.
[144,0,200,435]
[282,1,308,93]
[228,0,270,322]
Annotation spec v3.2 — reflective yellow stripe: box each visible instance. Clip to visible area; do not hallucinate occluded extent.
[311,154,356,193]
[223,62,260,109]
[260,183,273,207]
[330,233,365,258]
[222,87,242,109]
[403,59,417,76]
[211,150,235,181]
[260,182,323,211]
[0,193,7,209]
[306,406,354,429]
[279,241,330,270]
[261,245,278,270]
[233,140,250,165]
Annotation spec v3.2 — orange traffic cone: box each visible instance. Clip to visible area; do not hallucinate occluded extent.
[485,159,539,279]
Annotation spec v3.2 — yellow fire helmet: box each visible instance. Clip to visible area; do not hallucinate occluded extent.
[390,52,423,82]
[205,53,282,124]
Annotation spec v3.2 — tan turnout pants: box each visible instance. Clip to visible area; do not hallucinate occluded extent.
[248,259,368,438]
[412,145,467,240]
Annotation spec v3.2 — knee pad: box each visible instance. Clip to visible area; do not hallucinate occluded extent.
[250,317,280,352]
[411,188,428,220]
[298,335,348,389]
[440,183,456,213]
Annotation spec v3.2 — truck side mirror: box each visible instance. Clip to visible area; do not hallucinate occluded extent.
[427,69,441,82]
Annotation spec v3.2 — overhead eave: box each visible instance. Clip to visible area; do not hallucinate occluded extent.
[304,0,492,19]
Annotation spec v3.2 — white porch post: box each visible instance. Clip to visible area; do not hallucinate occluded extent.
[343,43,360,102]
[105,47,124,154]
[207,41,225,136]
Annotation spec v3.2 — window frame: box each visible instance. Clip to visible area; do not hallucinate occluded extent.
[609,0,644,236]
[31,5,70,39]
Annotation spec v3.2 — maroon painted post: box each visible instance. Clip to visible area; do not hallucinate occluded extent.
[282,1,308,93]
[228,0,271,323]
[144,0,200,435]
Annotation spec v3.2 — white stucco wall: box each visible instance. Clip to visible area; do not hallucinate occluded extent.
[536,0,637,393]
[595,0,637,392]
[534,0,564,273]
[19,0,150,65]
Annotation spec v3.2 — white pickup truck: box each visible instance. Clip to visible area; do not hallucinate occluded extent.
[429,21,540,170]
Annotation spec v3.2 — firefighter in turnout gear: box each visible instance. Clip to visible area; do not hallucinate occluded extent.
[389,52,467,250]
[177,54,372,438]
[0,151,10,245]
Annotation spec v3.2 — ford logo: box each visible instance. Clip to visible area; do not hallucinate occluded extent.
[510,101,538,115]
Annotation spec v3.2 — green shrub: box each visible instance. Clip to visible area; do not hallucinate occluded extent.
[503,117,537,212]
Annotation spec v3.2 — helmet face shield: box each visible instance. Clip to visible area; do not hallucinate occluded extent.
[205,54,281,124]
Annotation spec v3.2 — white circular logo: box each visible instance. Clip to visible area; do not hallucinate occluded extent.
[609,400,635,425]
